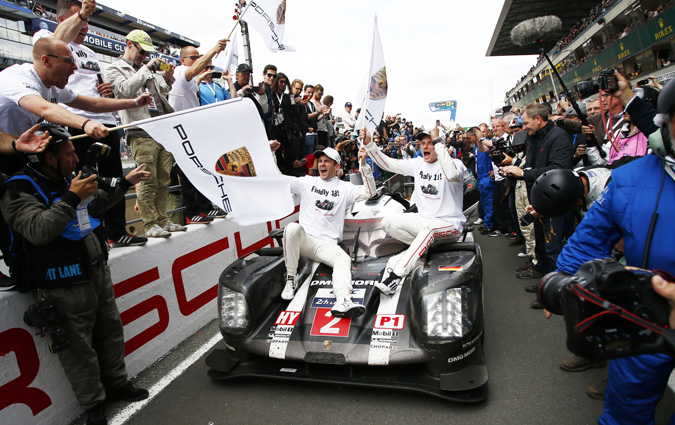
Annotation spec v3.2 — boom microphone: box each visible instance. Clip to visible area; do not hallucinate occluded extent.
[511,15,562,46]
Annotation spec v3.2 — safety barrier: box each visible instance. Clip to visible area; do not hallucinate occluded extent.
[0,208,298,425]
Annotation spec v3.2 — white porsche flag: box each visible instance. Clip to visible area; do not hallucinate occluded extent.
[213,30,240,75]
[240,0,295,52]
[134,98,295,225]
[355,16,387,137]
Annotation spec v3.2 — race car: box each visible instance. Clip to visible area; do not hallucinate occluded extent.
[206,171,486,402]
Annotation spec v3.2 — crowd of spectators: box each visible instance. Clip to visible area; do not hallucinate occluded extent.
[506,0,671,101]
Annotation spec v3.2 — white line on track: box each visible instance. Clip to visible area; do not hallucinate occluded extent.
[109,333,222,425]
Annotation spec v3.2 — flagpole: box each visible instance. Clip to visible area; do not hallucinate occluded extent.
[216,1,251,58]
[69,123,137,140]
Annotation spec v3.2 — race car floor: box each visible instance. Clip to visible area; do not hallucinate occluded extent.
[73,226,675,425]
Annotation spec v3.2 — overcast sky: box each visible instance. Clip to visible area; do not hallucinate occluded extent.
[105,0,538,129]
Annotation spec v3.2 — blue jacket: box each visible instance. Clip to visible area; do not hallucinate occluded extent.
[557,154,675,275]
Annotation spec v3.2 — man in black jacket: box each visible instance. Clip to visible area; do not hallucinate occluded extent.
[502,103,574,284]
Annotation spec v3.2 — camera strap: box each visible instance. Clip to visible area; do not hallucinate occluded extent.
[569,283,667,335]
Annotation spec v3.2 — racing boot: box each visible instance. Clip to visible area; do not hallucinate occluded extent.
[331,296,365,318]
[281,274,297,300]
[375,268,401,296]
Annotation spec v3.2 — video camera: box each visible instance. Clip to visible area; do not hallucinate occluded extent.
[80,142,120,190]
[538,258,674,360]
[23,298,69,353]
[576,68,619,99]
[490,135,526,166]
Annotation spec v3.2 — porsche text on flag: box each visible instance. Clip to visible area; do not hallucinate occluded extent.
[240,0,295,52]
[133,97,295,225]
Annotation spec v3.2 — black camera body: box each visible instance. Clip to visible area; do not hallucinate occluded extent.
[24,298,70,353]
[80,142,120,190]
[519,212,535,227]
[490,136,525,166]
[576,68,619,99]
[539,259,671,360]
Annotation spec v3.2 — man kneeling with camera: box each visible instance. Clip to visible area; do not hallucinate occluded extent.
[0,125,151,425]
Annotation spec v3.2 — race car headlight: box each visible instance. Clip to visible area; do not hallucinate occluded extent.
[420,287,472,344]
[219,286,251,336]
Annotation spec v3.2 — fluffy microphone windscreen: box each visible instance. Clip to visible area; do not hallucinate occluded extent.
[511,15,563,46]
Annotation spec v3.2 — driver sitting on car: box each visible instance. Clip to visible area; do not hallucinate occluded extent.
[364,127,466,295]
[282,144,376,318]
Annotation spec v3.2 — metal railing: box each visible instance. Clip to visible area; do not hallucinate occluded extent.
[123,184,185,226]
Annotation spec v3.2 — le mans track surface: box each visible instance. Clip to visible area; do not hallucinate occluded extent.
[87,226,675,425]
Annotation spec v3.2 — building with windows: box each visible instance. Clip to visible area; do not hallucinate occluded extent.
[488,0,674,108]
[0,0,198,70]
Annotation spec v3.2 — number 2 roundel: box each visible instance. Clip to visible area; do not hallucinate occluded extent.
[310,308,351,337]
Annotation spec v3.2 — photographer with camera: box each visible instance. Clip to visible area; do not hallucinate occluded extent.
[233,63,269,121]
[0,126,150,425]
[546,75,675,424]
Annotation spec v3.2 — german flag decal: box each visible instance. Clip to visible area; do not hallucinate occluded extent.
[215,146,257,177]
[438,266,462,272]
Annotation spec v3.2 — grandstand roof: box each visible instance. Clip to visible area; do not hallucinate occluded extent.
[486,0,599,56]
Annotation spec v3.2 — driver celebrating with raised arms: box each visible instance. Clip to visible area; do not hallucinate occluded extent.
[282,145,376,318]
[364,127,466,295]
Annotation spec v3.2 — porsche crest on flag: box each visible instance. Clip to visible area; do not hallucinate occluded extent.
[355,16,387,137]
[134,97,295,225]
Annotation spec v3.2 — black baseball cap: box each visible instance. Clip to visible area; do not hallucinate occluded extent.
[236,63,252,73]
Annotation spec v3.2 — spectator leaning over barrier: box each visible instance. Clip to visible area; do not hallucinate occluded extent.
[106,29,182,238]
[0,37,152,176]
[32,0,147,248]
[0,129,151,425]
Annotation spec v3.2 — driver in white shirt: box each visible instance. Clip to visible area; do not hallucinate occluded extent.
[282,145,376,318]
[364,127,466,295]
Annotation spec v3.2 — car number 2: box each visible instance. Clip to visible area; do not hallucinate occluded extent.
[310,308,351,337]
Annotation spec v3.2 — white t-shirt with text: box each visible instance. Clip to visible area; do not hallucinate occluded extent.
[0,63,77,137]
[33,29,116,124]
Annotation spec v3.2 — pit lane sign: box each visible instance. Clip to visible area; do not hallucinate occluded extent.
[429,100,457,120]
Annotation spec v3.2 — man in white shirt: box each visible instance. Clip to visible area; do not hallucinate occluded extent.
[282,146,376,318]
[364,128,465,295]
[168,38,229,111]
[168,39,230,224]
[0,37,151,174]
[342,102,355,131]
[32,0,146,247]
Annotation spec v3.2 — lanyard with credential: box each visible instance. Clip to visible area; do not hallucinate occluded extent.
[203,82,221,102]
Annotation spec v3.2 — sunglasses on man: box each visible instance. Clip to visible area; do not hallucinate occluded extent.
[46,54,75,65]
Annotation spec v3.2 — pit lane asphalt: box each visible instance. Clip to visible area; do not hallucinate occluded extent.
[89,227,675,425]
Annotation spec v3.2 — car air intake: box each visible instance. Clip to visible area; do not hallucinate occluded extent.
[304,352,346,365]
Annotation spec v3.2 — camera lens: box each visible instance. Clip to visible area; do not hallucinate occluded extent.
[538,271,572,315]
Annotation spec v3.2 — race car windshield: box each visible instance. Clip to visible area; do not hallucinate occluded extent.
[340,217,407,261]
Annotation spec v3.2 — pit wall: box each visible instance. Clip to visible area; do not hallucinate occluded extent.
[0,209,298,425]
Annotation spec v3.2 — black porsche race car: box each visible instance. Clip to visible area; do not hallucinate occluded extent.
[206,171,486,402]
